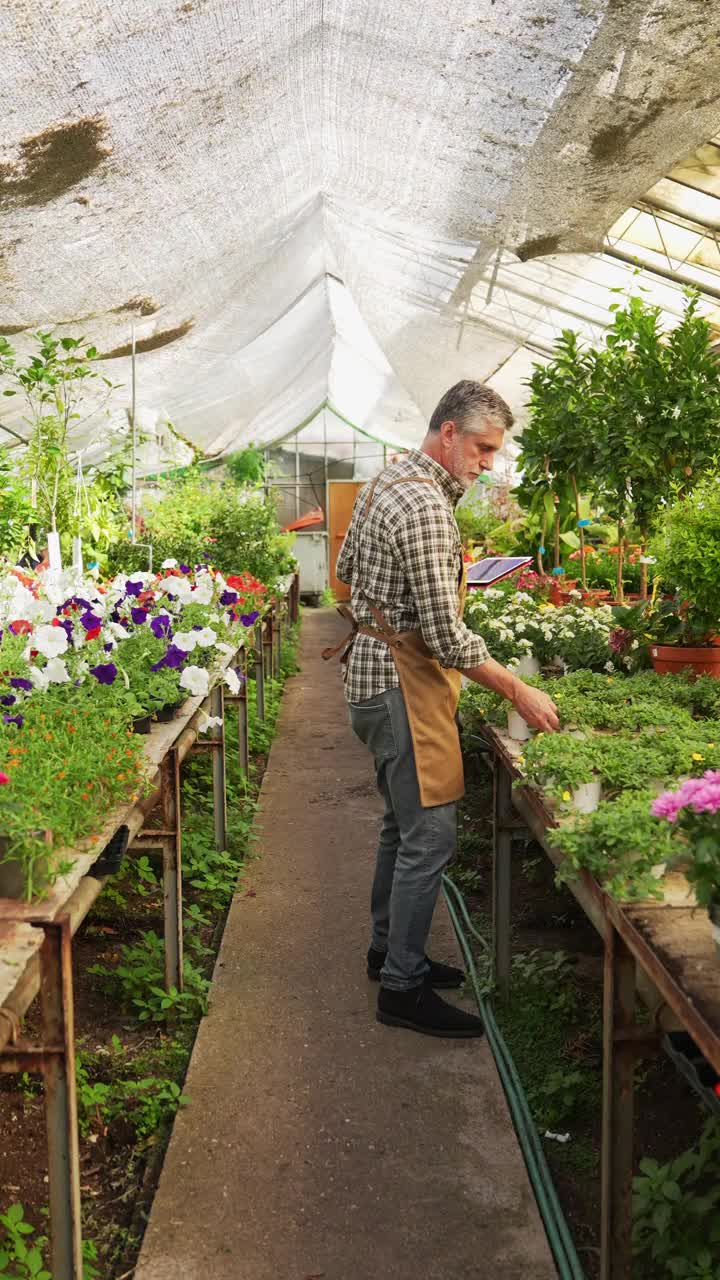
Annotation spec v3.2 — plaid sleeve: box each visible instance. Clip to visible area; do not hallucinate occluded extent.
[389,501,490,670]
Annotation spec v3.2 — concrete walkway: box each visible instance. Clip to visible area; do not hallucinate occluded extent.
[135,610,556,1280]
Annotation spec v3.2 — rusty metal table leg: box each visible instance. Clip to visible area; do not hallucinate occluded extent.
[211,684,228,851]
[254,625,266,723]
[601,926,636,1280]
[492,760,513,1000]
[41,918,83,1280]
[161,748,184,993]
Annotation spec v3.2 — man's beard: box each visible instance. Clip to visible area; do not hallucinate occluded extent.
[449,440,475,491]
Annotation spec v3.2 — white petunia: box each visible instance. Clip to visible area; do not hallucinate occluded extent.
[180,665,209,697]
[45,657,70,684]
[29,667,50,691]
[161,558,178,569]
[33,624,69,659]
[173,631,198,652]
[194,627,217,648]
[215,642,235,658]
[198,715,223,734]
[224,668,241,696]
[191,578,214,605]
[604,660,615,672]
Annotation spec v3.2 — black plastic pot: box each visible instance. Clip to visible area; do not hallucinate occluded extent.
[155,701,184,723]
[132,714,153,734]
[89,824,130,878]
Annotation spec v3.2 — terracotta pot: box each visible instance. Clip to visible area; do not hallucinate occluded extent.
[650,644,720,680]
[579,589,611,608]
[549,578,578,606]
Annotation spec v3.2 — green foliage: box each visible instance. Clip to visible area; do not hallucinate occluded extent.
[0,1204,99,1280]
[653,473,720,641]
[553,789,678,900]
[76,1045,188,1140]
[108,476,295,584]
[88,930,209,1023]
[633,1121,720,1278]
[226,444,266,487]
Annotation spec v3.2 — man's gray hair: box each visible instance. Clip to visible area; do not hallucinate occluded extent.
[427,380,513,435]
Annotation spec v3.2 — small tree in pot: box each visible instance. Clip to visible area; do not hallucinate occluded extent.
[650,473,720,677]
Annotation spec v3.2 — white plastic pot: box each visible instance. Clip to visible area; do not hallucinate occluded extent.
[514,655,540,678]
[650,862,667,881]
[72,536,83,573]
[507,709,531,742]
[571,778,601,814]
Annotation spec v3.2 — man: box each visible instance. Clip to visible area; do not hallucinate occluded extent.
[334,380,559,1039]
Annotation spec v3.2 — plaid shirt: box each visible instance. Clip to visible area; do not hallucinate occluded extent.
[336,450,489,703]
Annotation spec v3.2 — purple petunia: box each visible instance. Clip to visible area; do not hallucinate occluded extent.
[179,564,191,574]
[0,694,16,707]
[151,644,185,671]
[150,614,172,640]
[124,579,143,598]
[80,610,103,632]
[240,611,260,627]
[89,663,118,685]
[3,714,24,728]
[131,606,148,625]
[220,590,238,606]
[10,677,32,691]
[104,642,115,653]
[56,617,73,642]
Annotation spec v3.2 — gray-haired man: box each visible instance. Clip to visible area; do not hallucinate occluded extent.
[335,381,558,1038]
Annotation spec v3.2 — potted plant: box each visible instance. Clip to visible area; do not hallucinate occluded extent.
[521,733,604,812]
[555,788,678,900]
[652,772,720,956]
[649,475,720,678]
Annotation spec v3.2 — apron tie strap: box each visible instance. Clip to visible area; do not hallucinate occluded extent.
[321,606,358,662]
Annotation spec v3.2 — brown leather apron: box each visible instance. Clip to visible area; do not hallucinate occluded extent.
[324,475,467,808]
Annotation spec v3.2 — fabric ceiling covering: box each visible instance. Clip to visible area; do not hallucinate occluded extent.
[2,1,720,468]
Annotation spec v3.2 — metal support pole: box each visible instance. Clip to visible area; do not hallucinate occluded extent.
[211,684,228,851]
[41,918,83,1280]
[238,653,250,780]
[492,761,513,1000]
[160,748,184,993]
[276,607,283,677]
[255,625,266,722]
[263,615,273,683]
[600,927,636,1280]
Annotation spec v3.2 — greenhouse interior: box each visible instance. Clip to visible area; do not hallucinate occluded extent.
[3,3,720,1279]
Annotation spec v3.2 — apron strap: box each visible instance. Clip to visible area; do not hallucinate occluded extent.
[321,605,358,662]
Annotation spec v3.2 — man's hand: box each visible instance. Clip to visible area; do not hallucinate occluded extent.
[462,655,560,733]
[512,682,559,734]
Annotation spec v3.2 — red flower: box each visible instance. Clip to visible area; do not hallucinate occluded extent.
[9,620,32,635]
[0,772,9,785]
[85,626,102,642]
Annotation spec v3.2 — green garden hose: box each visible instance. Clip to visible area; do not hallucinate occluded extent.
[441,873,586,1280]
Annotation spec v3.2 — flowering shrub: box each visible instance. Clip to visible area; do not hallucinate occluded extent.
[652,773,720,908]
[0,560,276,896]
[464,590,614,672]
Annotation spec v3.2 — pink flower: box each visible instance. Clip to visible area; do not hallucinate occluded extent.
[0,771,9,785]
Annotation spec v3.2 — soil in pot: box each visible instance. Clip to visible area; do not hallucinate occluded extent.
[132,714,153,734]
[650,645,720,680]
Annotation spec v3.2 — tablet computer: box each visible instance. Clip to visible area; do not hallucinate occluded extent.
[466,556,533,587]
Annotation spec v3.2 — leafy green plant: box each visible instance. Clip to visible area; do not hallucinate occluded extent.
[88,930,209,1023]
[652,473,720,644]
[633,1120,720,1277]
[226,444,266,487]
[553,789,678,900]
[75,1050,188,1140]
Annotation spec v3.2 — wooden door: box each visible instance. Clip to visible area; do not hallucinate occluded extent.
[328,481,364,602]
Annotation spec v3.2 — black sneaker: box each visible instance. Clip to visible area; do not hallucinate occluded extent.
[367,947,464,989]
[377,984,484,1039]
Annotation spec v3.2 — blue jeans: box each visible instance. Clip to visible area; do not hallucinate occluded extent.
[349,687,457,991]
